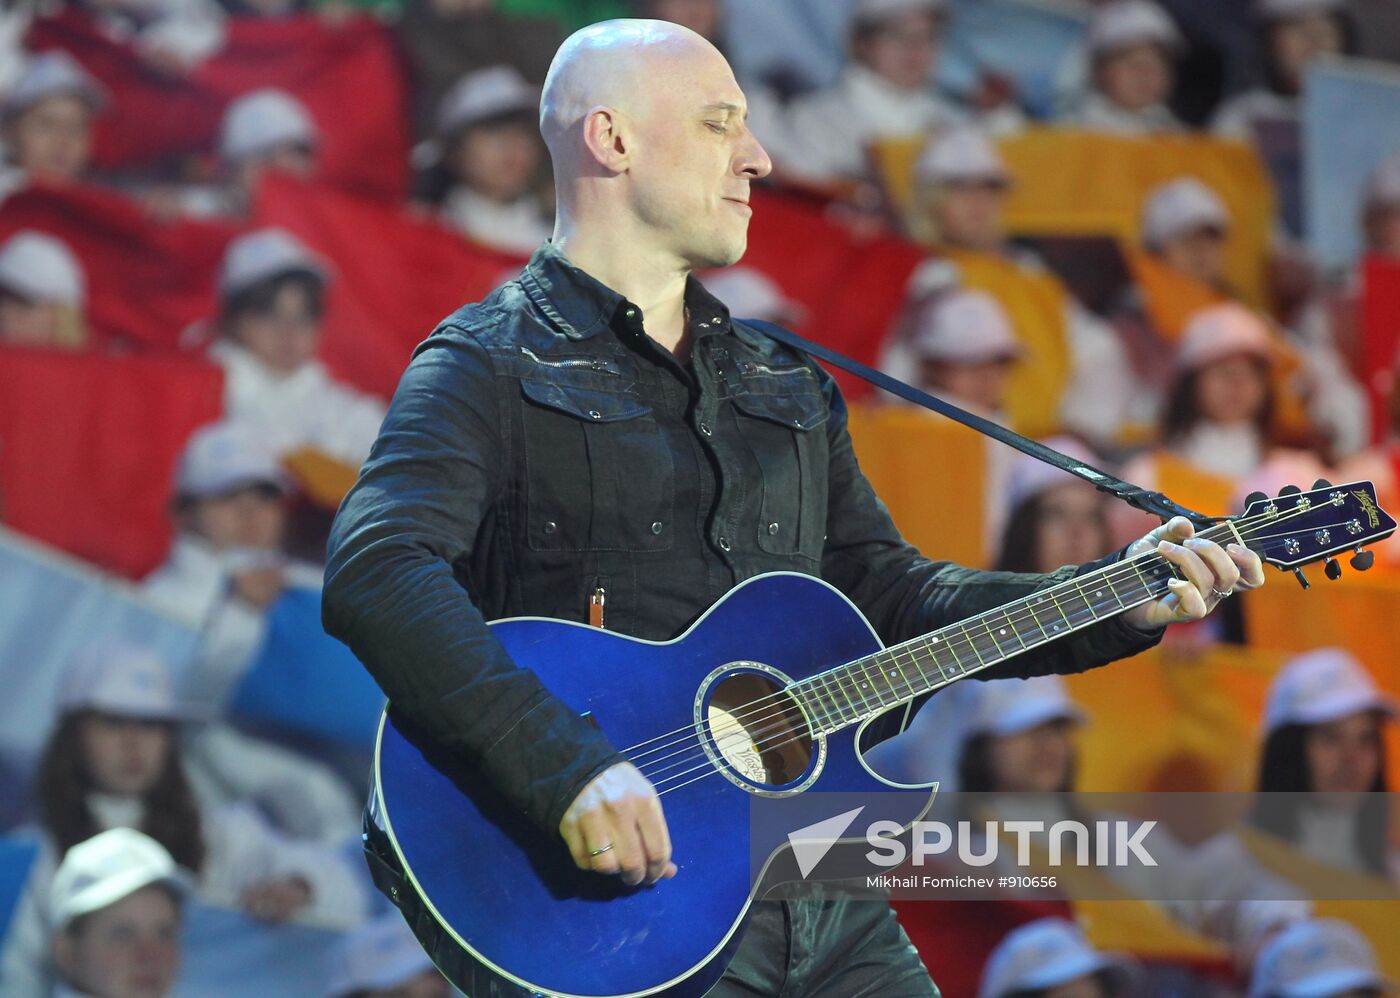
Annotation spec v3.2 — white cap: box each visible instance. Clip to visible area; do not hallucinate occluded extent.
[324,915,436,998]
[1087,1,1183,57]
[853,0,947,23]
[175,420,289,499]
[1005,436,1101,513]
[1364,153,1400,210]
[1264,648,1397,734]
[916,127,1011,186]
[910,289,1023,364]
[57,642,206,723]
[49,828,190,932]
[2,51,106,120]
[961,674,1087,739]
[1249,919,1394,998]
[980,918,1135,998]
[703,267,807,325]
[218,227,330,301]
[1141,177,1230,248]
[0,230,85,307]
[218,88,318,164]
[1255,0,1345,21]
[437,65,538,136]
[1175,302,1274,371]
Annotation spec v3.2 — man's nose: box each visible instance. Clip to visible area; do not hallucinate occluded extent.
[738,129,773,180]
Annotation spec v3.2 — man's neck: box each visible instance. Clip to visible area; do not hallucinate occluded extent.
[552,226,691,356]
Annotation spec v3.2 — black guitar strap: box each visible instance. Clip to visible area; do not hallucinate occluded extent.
[745,318,1218,528]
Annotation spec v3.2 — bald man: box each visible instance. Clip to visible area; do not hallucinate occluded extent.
[324,19,1263,996]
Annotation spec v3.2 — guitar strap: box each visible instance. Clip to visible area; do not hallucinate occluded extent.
[745,319,1218,527]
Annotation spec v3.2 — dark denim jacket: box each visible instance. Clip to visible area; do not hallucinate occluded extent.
[322,242,1163,836]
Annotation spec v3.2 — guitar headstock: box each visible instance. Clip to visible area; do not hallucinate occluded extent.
[1232,480,1396,583]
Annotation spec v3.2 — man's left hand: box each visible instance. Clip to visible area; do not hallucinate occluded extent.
[1122,516,1266,630]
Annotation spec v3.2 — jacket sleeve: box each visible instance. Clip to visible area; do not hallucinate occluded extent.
[321,325,627,836]
[814,368,1165,688]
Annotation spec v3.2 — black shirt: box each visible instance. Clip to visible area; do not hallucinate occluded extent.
[322,242,1163,835]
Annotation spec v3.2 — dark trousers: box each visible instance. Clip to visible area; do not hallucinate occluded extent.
[706,886,940,998]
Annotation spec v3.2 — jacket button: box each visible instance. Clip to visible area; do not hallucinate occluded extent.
[767,522,779,535]
[543,521,557,534]
[718,536,731,552]
[699,422,712,436]
[791,418,802,428]
[651,521,663,535]
[588,410,602,420]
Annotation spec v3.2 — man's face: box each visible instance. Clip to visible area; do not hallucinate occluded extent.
[54,887,181,998]
[450,118,543,202]
[930,180,1007,251]
[854,11,941,91]
[624,50,772,269]
[1096,43,1173,111]
[7,94,94,181]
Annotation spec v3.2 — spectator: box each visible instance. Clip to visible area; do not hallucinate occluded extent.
[0,642,371,997]
[1065,0,1185,135]
[993,436,1110,575]
[767,0,1020,188]
[1141,177,1232,290]
[397,0,562,141]
[0,52,106,199]
[701,266,806,326]
[1362,152,1400,261]
[978,918,1134,998]
[633,0,720,45]
[48,828,187,998]
[903,126,1140,442]
[898,288,1023,420]
[0,230,87,350]
[207,228,386,465]
[324,914,449,998]
[1249,919,1394,998]
[421,66,553,255]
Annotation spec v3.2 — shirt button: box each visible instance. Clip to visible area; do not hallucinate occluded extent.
[588,409,602,420]
[767,522,779,535]
[718,536,731,552]
[543,521,557,534]
[651,521,663,535]
[625,307,638,319]
[699,422,712,436]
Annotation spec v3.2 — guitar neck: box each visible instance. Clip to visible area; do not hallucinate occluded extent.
[790,523,1240,735]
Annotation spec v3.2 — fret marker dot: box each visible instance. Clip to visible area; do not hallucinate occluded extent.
[1094,590,1103,598]
[998,628,1007,635]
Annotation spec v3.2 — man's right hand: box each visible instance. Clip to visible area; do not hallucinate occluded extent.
[559,761,677,886]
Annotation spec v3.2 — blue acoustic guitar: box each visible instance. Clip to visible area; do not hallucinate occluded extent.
[369,482,1393,998]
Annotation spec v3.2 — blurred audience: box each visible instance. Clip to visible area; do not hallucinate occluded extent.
[1141,177,1232,292]
[978,917,1134,998]
[48,828,188,998]
[1362,152,1400,262]
[0,642,370,997]
[1249,918,1395,998]
[1065,0,1184,135]
[417,66,552,255]
[701,266,806,327]
[993,437,1110,575]
[207,227,386,465]
[324,914,450,998]
[0,52,106,200]
[0,229,87,349]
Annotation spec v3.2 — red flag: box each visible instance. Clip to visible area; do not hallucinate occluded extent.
[1361,256,1400,444]
[25,9,410,201]
[0,180,240,352]
[742,191,924,402]
[253,173,527,399]
[0,347,224,578]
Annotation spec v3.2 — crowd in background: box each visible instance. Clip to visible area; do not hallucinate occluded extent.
[2,0,1400,995]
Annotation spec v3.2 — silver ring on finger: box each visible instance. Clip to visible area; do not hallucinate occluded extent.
[1211,587,1233,599]
[589,843,614,857]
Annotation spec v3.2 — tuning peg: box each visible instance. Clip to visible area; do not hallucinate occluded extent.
[1292,568,1310,589]
[1279,485,1302,496]
[1324,557,1343,580]
[1313,478,1333,490]
[1350,549,1375,572]
[1245,491,1269,508]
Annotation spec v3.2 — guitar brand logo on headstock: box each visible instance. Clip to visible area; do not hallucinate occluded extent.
[1353,490,1381,529]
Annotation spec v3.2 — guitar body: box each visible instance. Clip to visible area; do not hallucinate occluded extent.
[373,572,934,998]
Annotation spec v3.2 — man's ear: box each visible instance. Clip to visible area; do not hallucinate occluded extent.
[581,106,631,174]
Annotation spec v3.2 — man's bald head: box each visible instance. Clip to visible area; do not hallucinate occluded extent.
[540,19,729,160]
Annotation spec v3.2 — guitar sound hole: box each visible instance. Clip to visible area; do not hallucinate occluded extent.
[706,672,813,787]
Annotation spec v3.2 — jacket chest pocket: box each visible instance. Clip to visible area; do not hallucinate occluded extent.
[726,361,830,558]
[519,376,674,553]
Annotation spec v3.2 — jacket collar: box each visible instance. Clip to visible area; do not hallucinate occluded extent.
[518,240,736,346]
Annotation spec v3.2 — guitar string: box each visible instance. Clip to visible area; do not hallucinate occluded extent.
[619,498,1333,774]
[624,499,1354,786]
[635,501,1355,789]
